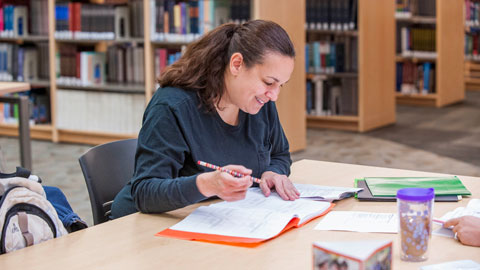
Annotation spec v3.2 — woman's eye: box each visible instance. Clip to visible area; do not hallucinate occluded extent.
[264,81,273,86]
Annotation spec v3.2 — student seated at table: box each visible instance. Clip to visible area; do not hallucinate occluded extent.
[444,216,480,247]
[111,20,300,218]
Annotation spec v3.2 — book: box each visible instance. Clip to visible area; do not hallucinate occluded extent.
[313,240,392,270]
[156,188,333,246]
[355,179,462,202]
[434,199,480,224]
[362,176,471,197]
[294,183,362,202]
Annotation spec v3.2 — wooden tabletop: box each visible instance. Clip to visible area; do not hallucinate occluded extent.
[0,82,30,95]
[0,160,478,269]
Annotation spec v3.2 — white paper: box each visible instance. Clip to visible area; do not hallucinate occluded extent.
[420,260,480,270]
[315,211,398,233]
[434,199,480,224]
[295,183,362,202]
[432,225,455,238]
[169,188,332,240]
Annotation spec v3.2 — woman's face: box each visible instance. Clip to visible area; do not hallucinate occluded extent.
[224,52,295,115]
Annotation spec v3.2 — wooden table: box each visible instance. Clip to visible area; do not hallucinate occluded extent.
[0,160,478,269]
[0,82,32,170]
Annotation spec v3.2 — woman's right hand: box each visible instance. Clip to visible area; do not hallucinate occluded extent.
[196,165,253,201]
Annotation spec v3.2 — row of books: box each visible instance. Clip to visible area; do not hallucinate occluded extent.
[395,0,436,18]
[465,0,480,27]
[56,89,144,134]
[106,45,145,84]
[305,37,358,74]
[397,26,436,58]
[465,32,480,61]
[0,5,28,37]
[154,47,183,79]
[0,42,49,82]
[54,1,143,40]
[150,0,250,43]
[0,88,50,125]
[305,0,357,31]
[396,61,435,95]
[306,77,358,116]
[57,44,145,86]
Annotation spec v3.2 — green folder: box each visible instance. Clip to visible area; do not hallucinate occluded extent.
[360,176,471,197]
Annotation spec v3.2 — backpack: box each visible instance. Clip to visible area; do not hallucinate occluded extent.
[0,167,68,254]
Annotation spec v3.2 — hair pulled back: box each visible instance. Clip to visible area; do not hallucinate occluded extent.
[158,19,295,111]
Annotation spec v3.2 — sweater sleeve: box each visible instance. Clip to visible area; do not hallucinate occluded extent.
[130,103,207,213]
[265,103,292,176]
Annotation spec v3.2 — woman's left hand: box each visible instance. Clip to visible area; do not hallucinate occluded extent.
[259,171,300,200]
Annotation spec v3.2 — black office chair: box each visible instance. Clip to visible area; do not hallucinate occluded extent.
[79,138,137,225]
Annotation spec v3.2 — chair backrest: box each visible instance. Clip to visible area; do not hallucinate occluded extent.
[79,138,137,225]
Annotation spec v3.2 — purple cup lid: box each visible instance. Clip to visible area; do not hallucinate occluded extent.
[396,187,435,201]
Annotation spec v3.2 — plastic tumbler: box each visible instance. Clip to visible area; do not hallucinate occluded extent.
[397,187,435,262]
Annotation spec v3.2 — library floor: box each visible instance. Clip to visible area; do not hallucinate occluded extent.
[1,91,479,227]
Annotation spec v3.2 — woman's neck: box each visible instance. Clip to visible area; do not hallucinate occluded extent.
[216,97,240,126]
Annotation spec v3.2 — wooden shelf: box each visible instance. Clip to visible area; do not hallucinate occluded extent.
[465,77,480,91]
[395,15,436,24]
[305,0,395,133]
[0,123,53,140]
[306,29,358,36]
[0,35,49,42]
[395,93,438,106]
[0,79,50,88]
[56,82,145,94]
[396,55,437,62]
[55,38,144,44]
[57,129,136,145]
[306,72,358,79]
[395,0,464,108]
[306,115,359,131]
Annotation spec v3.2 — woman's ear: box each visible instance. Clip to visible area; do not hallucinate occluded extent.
[229,52,244,76]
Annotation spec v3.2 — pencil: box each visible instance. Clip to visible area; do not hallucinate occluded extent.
[197,161,261,183]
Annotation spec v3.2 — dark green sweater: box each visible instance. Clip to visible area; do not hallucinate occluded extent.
[111,87,292,218]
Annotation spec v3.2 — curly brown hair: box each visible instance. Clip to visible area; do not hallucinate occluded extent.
[157,20,295,112]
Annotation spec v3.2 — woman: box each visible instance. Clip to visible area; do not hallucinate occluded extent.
[111,20,299,218]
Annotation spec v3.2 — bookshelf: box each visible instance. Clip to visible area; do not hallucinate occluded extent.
[395,0,465,107]
[305,0,396,132]
[464,0,480,91]
[0,0,307,151]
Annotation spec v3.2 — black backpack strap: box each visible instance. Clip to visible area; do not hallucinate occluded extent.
[15,167,31,179]
[0,167,41,183]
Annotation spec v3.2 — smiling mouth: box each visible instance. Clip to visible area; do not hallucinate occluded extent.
[255,97,266,104]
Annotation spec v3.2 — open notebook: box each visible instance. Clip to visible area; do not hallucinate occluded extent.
[156,188,333,246]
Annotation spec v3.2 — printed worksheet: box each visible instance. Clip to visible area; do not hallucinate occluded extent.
[169,188,332,240]
[314,211,398,233]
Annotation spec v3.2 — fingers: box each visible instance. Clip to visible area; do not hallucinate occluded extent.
[276,179,300,201]
[260,180,271,197]
[261,171,300,201]
[220,173,252,191]
[444,217,460,228]
[222,165,252,176]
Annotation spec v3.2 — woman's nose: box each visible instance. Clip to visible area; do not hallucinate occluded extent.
[265,87,280,101]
